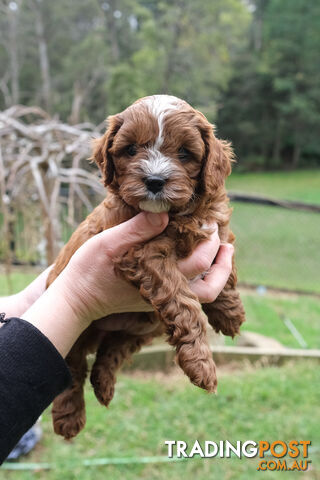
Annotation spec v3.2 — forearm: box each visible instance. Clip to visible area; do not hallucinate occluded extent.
[22,277,90,358]
[0,266,53,320]
[0,317,71,463]
[1,288,85,358]
[0,293,27,318]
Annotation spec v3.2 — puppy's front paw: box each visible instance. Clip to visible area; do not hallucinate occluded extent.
[90,366,115,407]
[176,342,217,393]
[203,290,246,338]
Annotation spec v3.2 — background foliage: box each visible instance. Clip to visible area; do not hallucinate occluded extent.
[1,0,319,169]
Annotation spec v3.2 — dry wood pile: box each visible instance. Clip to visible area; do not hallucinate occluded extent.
[0,105,104,265]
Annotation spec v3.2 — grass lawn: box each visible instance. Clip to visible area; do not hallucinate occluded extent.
[0,270,39,296]
[230,203,320,292]
[226,169,320,291]
[227,169,320,204]
[227,293,320,349]
[1,361,319,479]
[225,168,320,293]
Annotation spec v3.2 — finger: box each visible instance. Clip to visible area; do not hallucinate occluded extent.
[178,226,220,279]
[97,212,169,256]
[190,244,234,303]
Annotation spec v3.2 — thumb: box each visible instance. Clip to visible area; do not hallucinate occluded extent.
[98,212,169,256]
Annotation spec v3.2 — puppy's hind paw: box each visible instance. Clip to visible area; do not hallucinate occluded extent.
[90,367,115,407]
[52,409,86,440]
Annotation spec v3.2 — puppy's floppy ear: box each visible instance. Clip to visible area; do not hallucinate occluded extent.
[198,113,234,195]
[91,114,123,186]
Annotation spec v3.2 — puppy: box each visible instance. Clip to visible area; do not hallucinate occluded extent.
[47,95,245,439]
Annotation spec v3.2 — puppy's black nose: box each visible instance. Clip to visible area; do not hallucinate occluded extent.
[144,175,166,194]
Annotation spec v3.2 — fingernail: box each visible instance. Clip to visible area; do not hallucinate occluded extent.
[226,243,234,252]
[146,212,164,227]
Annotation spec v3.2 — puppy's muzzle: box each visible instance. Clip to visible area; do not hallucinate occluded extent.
[144,175,166,194]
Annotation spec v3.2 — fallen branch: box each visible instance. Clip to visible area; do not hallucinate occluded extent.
[228,192,320,213]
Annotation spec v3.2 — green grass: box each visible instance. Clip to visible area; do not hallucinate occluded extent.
[1,361,319,479]
[226,169,320,292]
[0,271,38,296]
[227,294,320,349]
[230,202,320,292]
[227,169,320,204]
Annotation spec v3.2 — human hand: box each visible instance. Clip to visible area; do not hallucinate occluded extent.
[178,226,233,303]
[22,212,233,357]
[57,214,232,333]
[95,223,233,334]
[50,212,169,327]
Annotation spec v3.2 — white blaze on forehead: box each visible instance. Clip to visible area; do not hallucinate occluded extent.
[138,95,187,181]
[143,95,185,149]
[141,149,173,178]
[144,94,184,116]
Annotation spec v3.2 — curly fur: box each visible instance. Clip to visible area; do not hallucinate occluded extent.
[47,95,245,439]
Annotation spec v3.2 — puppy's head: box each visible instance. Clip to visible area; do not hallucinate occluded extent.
[93,95,233,213]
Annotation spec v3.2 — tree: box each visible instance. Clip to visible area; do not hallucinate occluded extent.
[108,0,250,116]
[218,0,320,169]
[265,0,320,167]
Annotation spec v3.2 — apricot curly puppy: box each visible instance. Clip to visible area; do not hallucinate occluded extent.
[47,95,245,439]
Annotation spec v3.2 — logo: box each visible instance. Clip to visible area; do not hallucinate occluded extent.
[164,440,312,471]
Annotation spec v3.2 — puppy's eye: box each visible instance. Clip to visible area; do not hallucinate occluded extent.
[126,144,137,156]
[178,147,191,162]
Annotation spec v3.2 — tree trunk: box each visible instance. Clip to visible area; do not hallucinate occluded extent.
[33,0,51,112]
[272,118,282,166]
[252,0,268,52]
[292,121,301,168]
[7,5,20,104]
[292,143,301,168]
[42,168,61,265]
[103,0,120,62]
[161,11,182,93]
[0,146,13,291]
[69,81,84,125]
[0,73,13,107]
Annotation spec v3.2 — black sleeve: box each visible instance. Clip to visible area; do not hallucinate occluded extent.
[0,317,72,464]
